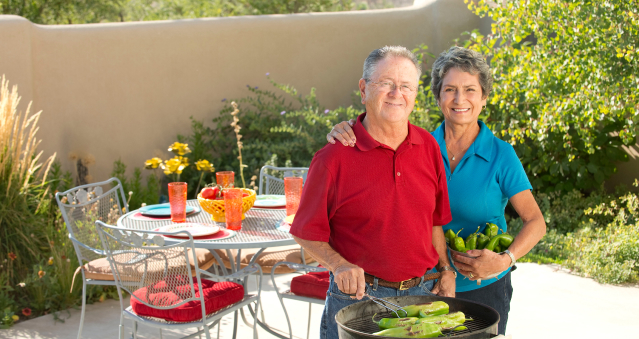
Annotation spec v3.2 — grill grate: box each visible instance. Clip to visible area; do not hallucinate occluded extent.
[344,310,494,337]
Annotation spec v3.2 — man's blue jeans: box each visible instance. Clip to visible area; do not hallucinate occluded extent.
[319,269,437,339]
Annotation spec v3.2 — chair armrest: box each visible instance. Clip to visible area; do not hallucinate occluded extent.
[69,235,105,257]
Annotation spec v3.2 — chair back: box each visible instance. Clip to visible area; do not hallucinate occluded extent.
[55,178,129,264]
[258,166,309,195]
[95,221,208,313]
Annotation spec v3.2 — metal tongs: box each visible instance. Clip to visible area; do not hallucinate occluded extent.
[355,293,409,318]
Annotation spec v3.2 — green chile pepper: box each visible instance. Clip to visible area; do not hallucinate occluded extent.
[499,234,514,248]
[477,233,490,249]
[485,234,514,252]
[417,311,466,324]
[372,314,419,329]
[373,323,442,338]
[494,244,502,253]
[445,229,456,244]
[452,230,467,252]
[398,301,449,317]
[465,234,477,250]
[464,226,481,251]
[484,222,499,238]
[434,319,467,331]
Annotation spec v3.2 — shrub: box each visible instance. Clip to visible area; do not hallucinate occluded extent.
[1,0,355,25]
[514,181,639,284]
[461,0,639,193]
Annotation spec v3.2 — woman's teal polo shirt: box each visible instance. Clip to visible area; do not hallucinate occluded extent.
[431,121,532,292]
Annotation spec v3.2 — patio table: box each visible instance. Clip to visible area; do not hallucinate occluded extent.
[117,199,297,339]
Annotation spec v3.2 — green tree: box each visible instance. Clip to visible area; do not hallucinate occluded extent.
[1,0,354,24]
[459,0,639,193]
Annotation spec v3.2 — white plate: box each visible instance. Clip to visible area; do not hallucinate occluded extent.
[254,195,286,208]
[157,223,220,238]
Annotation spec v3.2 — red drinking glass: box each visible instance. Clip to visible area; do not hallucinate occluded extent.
[224,188,243,230]
[284,177,303,216]
[216,171,235,189]
[168,182,188,223]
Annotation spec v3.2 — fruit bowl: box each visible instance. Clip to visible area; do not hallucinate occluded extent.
[197,188,256,222]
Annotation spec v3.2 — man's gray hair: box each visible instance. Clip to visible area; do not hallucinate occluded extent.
[362,46,422,81]
[430,46,493,100]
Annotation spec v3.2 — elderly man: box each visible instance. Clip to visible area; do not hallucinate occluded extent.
[290,46,456,339]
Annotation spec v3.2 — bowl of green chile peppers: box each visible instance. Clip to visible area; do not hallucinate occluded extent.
[372,301,472,337]
[445,223,514,281]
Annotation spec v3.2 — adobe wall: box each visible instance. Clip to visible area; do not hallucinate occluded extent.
[0,0,489,182]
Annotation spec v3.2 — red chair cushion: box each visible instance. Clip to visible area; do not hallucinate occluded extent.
[290,271,330,300]
[130,276,244,322]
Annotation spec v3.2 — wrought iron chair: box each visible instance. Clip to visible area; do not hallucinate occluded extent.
[258,165,309,195]
[96,221,262,339]
[271,262,329,339]
[55,178,129,339]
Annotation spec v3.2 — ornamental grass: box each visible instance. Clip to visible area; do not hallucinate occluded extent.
[0,75,56,282]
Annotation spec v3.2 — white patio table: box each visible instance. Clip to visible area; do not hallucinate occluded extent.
[117,199,296,339]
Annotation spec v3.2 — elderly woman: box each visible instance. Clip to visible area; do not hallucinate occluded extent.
[326,46,546,335]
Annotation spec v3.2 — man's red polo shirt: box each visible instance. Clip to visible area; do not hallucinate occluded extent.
[290,113,452,282]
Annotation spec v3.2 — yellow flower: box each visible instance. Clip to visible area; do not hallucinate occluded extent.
[195,160,214,172]
[47,257,54,265]
[168,142,191,156]
[38,270,46,278]
[11,315,19,321]
[144,157,162,169]
[162,157,187,175]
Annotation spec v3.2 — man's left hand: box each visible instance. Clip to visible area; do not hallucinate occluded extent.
[431,271,455,297]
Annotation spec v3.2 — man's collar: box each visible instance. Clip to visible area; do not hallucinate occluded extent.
[432,120,493,162]
[353,113,424,152]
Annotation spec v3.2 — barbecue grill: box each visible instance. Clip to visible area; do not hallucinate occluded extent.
[335,296,499,339]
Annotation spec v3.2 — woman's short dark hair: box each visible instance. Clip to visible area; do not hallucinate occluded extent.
[430,46,493,101]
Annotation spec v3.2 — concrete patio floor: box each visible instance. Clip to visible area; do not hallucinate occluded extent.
[2,263,638,339]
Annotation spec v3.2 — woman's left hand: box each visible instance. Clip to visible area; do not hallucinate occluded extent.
[452,249,510,280]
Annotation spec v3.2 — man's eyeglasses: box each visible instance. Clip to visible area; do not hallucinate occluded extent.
[366,79,417,94]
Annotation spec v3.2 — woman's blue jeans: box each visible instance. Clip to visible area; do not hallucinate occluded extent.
[456,271,513,335]
[319,269,437,339]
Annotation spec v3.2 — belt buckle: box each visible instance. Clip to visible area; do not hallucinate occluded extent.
[398,278,411,290]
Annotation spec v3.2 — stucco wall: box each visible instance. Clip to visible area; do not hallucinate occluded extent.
[1,0,490,182]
